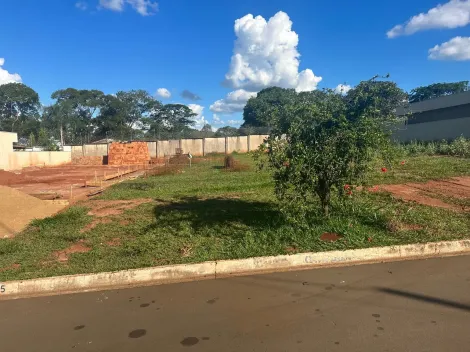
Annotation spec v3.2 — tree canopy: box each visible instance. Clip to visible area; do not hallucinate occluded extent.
[0,83,41,136]
[258,78,407,217]
[242,87,297,128]
[409,81,469,103]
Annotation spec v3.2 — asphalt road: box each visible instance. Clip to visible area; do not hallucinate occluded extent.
[1,255,470,352]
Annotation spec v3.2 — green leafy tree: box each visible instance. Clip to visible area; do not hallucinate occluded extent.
[409,81,469,103]
[95,90,160,141]
[243,87,297,127]
[260,77,406,217]
[29,132,36,147]
[47,88,105,145]
[215,126,240,137]
[200,123,214,138]
[0,83,41,136]
[37,128,49,147]
[144,103,196,140]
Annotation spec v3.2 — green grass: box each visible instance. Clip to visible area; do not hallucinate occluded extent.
[0,154,469,281]
[369,155,470,185]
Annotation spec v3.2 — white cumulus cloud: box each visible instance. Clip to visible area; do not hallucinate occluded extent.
[156,88,171,99]
[210,89,257,114]
[334,84,352,94]
[223,11,322,92]
[76,2,88,10]
[228,119,242,125]
[0,58,22,86]
[212,114,224,125]
[429,36,470,60]
[188,104,208,129]
[387,0,470,38]
[99,0,158,16]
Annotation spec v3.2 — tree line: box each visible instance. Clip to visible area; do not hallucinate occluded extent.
[241,80,469,128]
[0,84,261,148]
[0,80,467,148]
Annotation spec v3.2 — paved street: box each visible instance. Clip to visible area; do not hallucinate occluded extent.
[1,255,470,352]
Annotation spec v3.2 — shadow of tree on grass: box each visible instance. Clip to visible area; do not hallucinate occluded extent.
[149,197,284,236]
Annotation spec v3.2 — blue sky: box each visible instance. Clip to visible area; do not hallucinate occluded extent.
[1,0,469,128]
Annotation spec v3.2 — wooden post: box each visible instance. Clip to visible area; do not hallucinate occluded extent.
[225,137,228,155]
[70,185,73,200]
[202,138,205,157]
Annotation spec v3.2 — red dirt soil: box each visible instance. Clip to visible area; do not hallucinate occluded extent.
[79,199,152,233]
[54,240,91,263]
[0,164,141,201]
[320,233,343,242]
[380,177,470,212]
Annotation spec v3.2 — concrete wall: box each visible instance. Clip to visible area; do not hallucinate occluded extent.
[71,146,84,158]
[227,136,248,153]
[393,117,470,142]
[146,142,157,158]
[0,131,17,170]
[248,135,268,151]
[8,151,71,170]
[181,139,204,156]
[156,140,180,158]
[83,144,108,157]
[204,138,226,154]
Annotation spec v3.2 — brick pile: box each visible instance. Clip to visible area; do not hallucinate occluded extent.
[72,156,103,166]
[108,142,150,166]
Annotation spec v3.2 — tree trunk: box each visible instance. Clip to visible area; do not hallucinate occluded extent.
[317,178,331,217]
[60,124,64,148]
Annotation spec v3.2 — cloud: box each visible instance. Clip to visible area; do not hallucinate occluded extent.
[212,114,225,125]
[429,36,470,60]
[210,89,257,114]
[334,84,352,94]
[181,90,201,101]
[223,11,322,92]
[76,2,88,10]
[228,119,242,125]
[387,0,470,38]
[156,88,171,99]
[99,0,123,11]
[99,0,158,16]
[0,58,22,86]
[188,104,208,129]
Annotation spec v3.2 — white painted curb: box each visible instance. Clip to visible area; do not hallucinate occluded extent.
[1,240,469,300]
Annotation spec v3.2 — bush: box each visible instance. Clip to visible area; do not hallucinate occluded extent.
[260,78,407,217]
[400,136,470,158]
[224,155,235,169]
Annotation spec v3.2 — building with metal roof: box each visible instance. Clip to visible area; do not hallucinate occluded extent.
[393,91,470,142]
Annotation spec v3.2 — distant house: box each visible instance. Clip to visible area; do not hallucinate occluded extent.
[394,91,470,142]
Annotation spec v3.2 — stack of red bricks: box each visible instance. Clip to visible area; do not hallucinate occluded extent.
[108,142,150,166]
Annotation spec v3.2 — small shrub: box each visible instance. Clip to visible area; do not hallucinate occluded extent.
[169,155,190,165]
[449,136,470,158]
[224,155,235,169]
[145,165,182,177]
[400,137,470,158]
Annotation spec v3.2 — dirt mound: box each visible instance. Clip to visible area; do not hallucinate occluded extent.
[0,186,66,238]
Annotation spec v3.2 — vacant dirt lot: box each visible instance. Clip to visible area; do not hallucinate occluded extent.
[0,164,143,201]
[381,176,470,212]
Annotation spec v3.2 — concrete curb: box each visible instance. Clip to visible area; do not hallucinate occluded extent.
[1,240,469,300]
